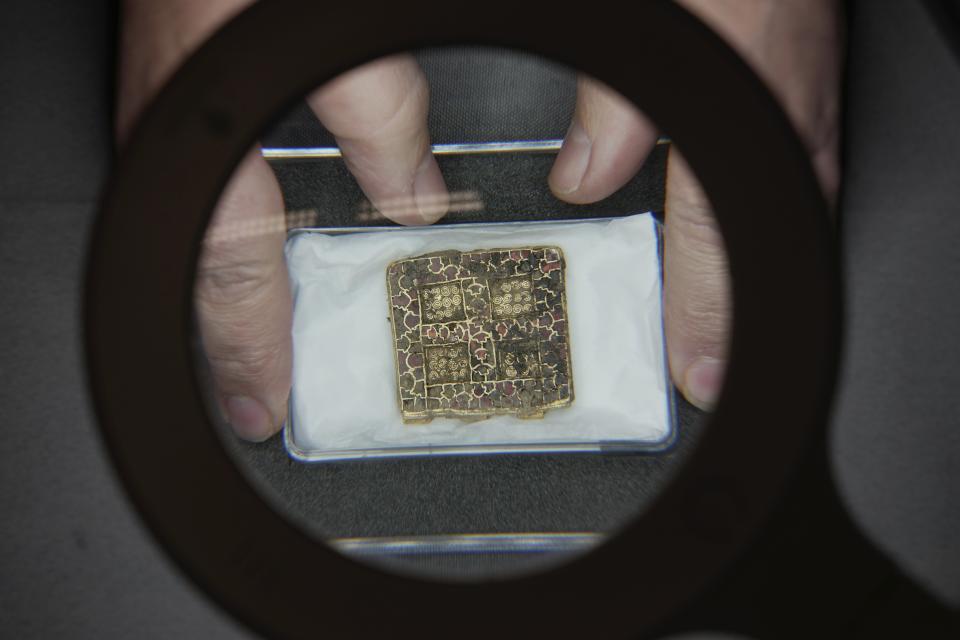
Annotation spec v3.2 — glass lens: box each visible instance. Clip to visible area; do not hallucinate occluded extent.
[191,46,728,581]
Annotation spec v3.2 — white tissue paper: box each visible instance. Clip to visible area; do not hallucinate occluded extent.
[284,213,673,461]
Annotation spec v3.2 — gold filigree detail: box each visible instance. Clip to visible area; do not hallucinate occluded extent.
[424,344,470,384]
[420,282,466,323]
[491,276,534,319]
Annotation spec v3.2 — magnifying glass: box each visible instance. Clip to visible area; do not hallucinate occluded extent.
[83,1,949,637]
[203,46,690,581]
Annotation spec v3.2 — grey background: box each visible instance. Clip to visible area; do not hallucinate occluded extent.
[1,1,958,638]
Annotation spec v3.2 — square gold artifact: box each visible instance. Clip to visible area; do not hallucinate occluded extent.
[386,247,573,423]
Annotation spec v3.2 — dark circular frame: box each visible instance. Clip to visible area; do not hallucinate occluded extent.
[84,0,840,638]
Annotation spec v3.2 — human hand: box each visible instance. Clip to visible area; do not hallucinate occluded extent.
[117,0,448,440]
[118,0,841,439]
[548,0,842,410]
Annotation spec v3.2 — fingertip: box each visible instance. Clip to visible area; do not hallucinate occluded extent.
[413,154,449,224]
[367,150,448,226]
[681,356,726,412]
[223,394,283,442]
[548,105,657,205]
[548,120,592,198]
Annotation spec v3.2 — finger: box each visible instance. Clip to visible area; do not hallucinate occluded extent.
[307,54,449,225]
[548,75,659,204]
[662,151,732,411]
[195,147,292,441]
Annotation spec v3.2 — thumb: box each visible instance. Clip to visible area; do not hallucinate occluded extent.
[663,151,731,411]
[548,75,659,204]
[307,54,449,225]
[196,147,292,441]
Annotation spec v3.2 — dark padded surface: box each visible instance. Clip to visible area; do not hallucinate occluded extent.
[270,146,667,226]
[1,1,959,638]
[218,396,702,540]
[262,47,578,148]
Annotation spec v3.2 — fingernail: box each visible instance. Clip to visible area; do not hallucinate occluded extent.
[550,120,592,195]
[683,357,726,411]
[413,157,449,224]
[224,395,274,442]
